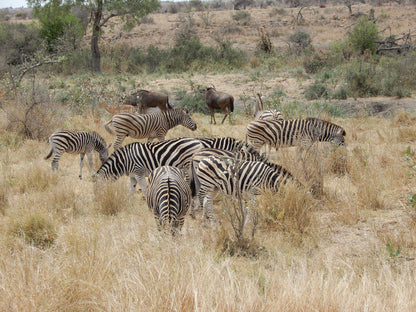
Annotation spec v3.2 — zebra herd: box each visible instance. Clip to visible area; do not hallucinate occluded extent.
[45,106,346,235]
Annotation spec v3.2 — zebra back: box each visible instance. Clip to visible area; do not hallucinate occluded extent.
[197,156,294,199]
[104,108,197,149]
[255,110,284,121]
[96,137,205,182]
[246,118,346,151]
[197,137,258,154]
[146,166,192,234]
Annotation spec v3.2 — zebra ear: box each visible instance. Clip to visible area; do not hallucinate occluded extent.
[338,129,346,136]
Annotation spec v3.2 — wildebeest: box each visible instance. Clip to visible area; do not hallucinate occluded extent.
[123,90,173,114]
[200,87,234,124]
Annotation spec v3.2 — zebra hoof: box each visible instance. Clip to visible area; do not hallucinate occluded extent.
[79,175,82,180]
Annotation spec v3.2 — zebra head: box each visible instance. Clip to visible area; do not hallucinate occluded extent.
[179,108,197,131]
[331,127,346,146]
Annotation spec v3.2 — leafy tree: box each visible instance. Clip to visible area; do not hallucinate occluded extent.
[28,0,159,73]
[348,16,379,54]
[33,1,82,52]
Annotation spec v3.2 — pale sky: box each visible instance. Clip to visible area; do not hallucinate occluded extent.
[0,0,28,9]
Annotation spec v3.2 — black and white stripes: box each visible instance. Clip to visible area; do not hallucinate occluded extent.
[146,166,192,235]
[45,130,109,179]
[246,117,346,153]
[104,108,197,150]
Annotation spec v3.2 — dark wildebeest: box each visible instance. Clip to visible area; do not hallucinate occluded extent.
[200,87,234,124]
[124,90,173,114]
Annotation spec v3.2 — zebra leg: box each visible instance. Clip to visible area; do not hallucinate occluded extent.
[202,195,216,230]
[87,151,95,178]
[113,135,126,151]
[79,153,86,179]
[51,150,63,172]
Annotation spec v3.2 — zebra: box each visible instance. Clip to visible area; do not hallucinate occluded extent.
[45,130,110,179]
[194,155,295,228]
[197,136,258,154]
[189,147,268,217]
[95,137,206,199]
[104,107,197,151]
[255,110,284,121]
[146,166,192,235]
[246,117,346,156]
[253,93,283,121]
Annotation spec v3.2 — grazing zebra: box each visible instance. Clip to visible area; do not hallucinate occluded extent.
[45,130,110,179]
[104,107,197,151]
[146,166,192,235]
[95,137,206,198]
[189,147,267,217]
[246,118,346,155]
[194,155,295,228]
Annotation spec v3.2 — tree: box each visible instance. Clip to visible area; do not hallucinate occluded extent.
[28,0,159,73]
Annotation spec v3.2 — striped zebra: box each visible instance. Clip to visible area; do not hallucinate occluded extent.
[189,147,267,217]
[104,107,197,151]
[95,137,205,198]
[146,166,192,235]
[45,130,110,179]
[198,136,258,154]
[255,110,283,121]
[246,118,346,155]
[194,155,295,228]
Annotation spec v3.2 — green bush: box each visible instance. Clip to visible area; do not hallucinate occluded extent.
[232,11,251,25]
[344,59,378,97]
[289,29,311,55]
[303,81,329,100]
[174,85,209,114]
[348,16,379,54]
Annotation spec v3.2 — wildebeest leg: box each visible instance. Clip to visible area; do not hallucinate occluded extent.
[220,108,229,124]
[210,108,216,124]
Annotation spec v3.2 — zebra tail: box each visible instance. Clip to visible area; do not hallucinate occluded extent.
[167,99,173,109]
[104,120,115,135]
[45,149,53,160]
[230,97,234,113]
[190,163,200,198]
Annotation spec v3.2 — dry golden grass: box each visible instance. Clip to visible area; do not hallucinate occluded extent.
[1,110,416,311]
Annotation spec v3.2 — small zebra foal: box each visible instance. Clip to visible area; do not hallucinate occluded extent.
[146,166,192,235]
[104,107,197,150]
[45,130,110,179]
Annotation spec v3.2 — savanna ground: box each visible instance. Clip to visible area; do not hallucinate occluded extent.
[1,1,416,311]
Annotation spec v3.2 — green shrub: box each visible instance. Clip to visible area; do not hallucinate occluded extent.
[333,85,348,100]
[344,59,378,97]
[232,11,251,25]
[289,29,311,55]
[303,81,329,100]
[303,53,326,74]
[174,85,209,114]
[348,16,379,54]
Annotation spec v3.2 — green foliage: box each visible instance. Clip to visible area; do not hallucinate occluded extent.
[303,81,329,100]
[174,83,209,114]
[386,244,401,258]
[289,29,311,55]
[344,59,378,97]
[11,214,57,249]
[0,22,42,68]
[232,11,251,25]
[348,16,379,54]
[34,1,83,53]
